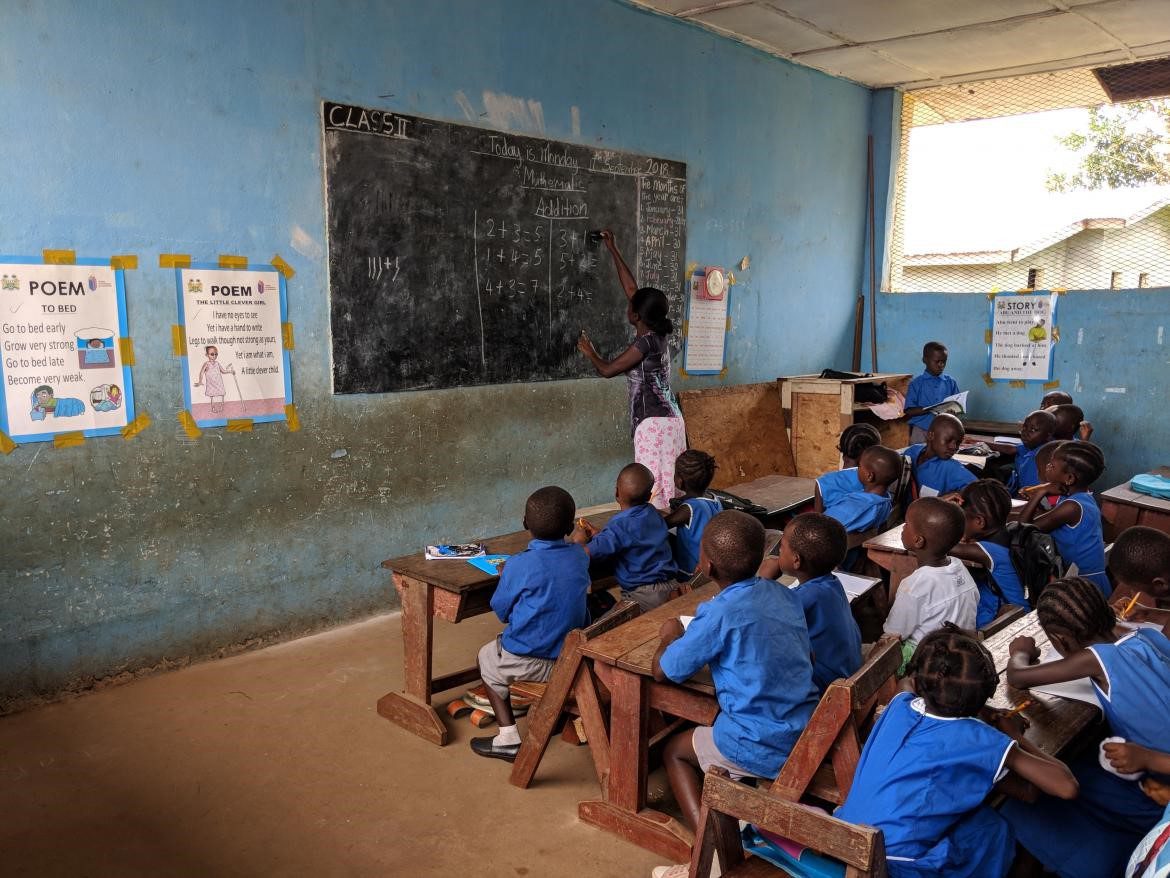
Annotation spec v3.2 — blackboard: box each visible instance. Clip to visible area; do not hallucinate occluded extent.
[322,102,687,394]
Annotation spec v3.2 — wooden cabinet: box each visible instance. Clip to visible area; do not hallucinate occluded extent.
[779,373,912,478]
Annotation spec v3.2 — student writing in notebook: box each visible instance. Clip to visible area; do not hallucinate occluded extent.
[1003,576,1170,878]
[1109,526,1170,631]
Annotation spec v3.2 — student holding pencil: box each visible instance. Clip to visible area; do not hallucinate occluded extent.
[577,229,684,510]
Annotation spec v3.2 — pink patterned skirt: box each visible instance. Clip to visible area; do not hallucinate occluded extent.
[633,416,688,511]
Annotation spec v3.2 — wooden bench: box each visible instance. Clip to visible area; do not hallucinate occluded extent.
[770,634,902,805]
[509,600,641,790]
[690,768,888,878]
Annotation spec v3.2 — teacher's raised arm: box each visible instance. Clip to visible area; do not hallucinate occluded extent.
[578,229,686,510]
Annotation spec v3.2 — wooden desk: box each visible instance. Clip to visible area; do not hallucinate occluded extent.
[862,524,916,598]
[722,474,815,522]
[983,612,1101,756]
[578,584,721,861]
[963,418,1022,441]
[378,510,617,746]
[1099,467,1170,541]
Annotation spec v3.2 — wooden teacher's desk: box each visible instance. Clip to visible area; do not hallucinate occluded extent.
[378,509,617,746]
[1099,467,1170,541]
[577,583,721,862]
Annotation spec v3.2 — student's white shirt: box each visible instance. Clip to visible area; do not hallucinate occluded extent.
[883,557,979,644]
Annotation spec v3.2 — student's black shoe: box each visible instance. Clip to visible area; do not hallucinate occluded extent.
[470,736,520,762]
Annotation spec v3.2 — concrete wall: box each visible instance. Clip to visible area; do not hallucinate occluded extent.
[874,289,1169,487]
[0,0,872,707]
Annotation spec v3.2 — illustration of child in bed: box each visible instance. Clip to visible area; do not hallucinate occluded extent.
[30,385,85,420]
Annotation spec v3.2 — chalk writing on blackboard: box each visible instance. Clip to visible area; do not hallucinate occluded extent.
[323,102,687,394]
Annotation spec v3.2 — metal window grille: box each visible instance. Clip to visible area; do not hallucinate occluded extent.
[889,60,1170,294]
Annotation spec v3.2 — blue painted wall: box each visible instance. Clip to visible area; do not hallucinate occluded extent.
[875,290,1170,487]
[0,0,872,706]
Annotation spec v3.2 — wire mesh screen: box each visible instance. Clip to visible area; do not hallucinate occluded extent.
[888,59,1170,294]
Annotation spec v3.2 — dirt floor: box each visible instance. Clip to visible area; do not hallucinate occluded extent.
[0,610,673,877]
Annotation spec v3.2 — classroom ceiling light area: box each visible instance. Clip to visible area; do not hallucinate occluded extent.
[627,0,1170,90]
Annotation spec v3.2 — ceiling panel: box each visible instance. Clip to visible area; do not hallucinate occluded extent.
[792,46,930,86]
[694,4,840,53]
[1074,0,1170,47]
[772,0,1055,44]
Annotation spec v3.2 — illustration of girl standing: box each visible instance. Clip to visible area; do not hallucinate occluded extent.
[194,345,234,412]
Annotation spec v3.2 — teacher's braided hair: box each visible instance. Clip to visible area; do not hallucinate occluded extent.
[631,287,673,336]
[1036,576,1115,645]
[907,624,998,718]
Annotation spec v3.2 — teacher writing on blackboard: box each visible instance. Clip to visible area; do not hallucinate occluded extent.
[577,230,686,511]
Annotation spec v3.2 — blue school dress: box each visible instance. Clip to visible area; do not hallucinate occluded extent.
[1051,492,1110,595]
[793,573,862,691]
[974,538,1030,628]
[836,692,1016,878]
[672,496,721,575]
[1003,629,1170,878]
[905,444,977,497]
[1012,444,1042,492]
[818,469,892,533]
[905,371,959,431]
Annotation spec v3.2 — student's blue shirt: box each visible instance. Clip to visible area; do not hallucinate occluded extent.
[905,371,960,430]
[836,692,1016,877]
[1052,492,1110,595]
[1089,629,1170,767]
[793,573,863,691]
[818,468,892,533]
[659,576,818,778]
[492,539,590,659]
[673,496,722,575]
[906,443,977,496]
[588,503,678,587]
[1012,443,1043,491]
[973,538,1030,628]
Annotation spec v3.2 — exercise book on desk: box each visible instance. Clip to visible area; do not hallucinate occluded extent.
[1027,648,1100,707]
[466,554,509,576]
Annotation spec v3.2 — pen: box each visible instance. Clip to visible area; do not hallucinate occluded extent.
[1003,699,1035,717]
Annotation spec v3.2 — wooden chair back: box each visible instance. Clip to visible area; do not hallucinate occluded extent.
[509,600,641,789]
[770,635,902,805]
[690,768,887,878]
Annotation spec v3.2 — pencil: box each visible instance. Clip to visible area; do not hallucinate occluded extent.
[1004,699,1035,717]
[1020,483,1049,495]
[576,517,589,530]
[1121,592,1141,620]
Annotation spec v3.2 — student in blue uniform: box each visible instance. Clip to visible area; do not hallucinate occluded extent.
[470,486,590,762]
[1018,441,1110,595]
[1109,527,1170,628]
[814,445,901,534]
[903,341,961,445]
[904,413,977,501]
[1003,576,1170,878]
[662,449,721,576]
[837,422,882,470]
[571,462,678,610]
[836,627,1077,878]
[950,479,1031,627]
[653,510,819,832]
[758,512,861,691]
[991,409,1056,494]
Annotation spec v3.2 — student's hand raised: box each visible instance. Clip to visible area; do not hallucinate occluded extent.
[1078,420,1094,441]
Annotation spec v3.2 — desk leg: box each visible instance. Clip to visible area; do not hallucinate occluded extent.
[377,573,448,746]
[867,548,918,603]
[578,665,693,861]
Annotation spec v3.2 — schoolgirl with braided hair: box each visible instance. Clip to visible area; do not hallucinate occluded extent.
[836,626,1076,877]
[837,422,881,470]
[662,449,720,575]
[951,479,1031,627]
[1003,577,1170,878]
[1019,440,1110,595]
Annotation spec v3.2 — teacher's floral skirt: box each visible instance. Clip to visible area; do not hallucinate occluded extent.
[634,416,687,511]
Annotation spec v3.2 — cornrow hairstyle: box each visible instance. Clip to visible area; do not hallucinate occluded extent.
[1109,526,1170,586]
[838,423,881,462]
[675,449,717,494]
[1036,576,1116,645]
[1035,439,1067,479]
[907,624,998,718]
[786,512,847,576]
[1054,441,1105,487]
[960,479,1011,530]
